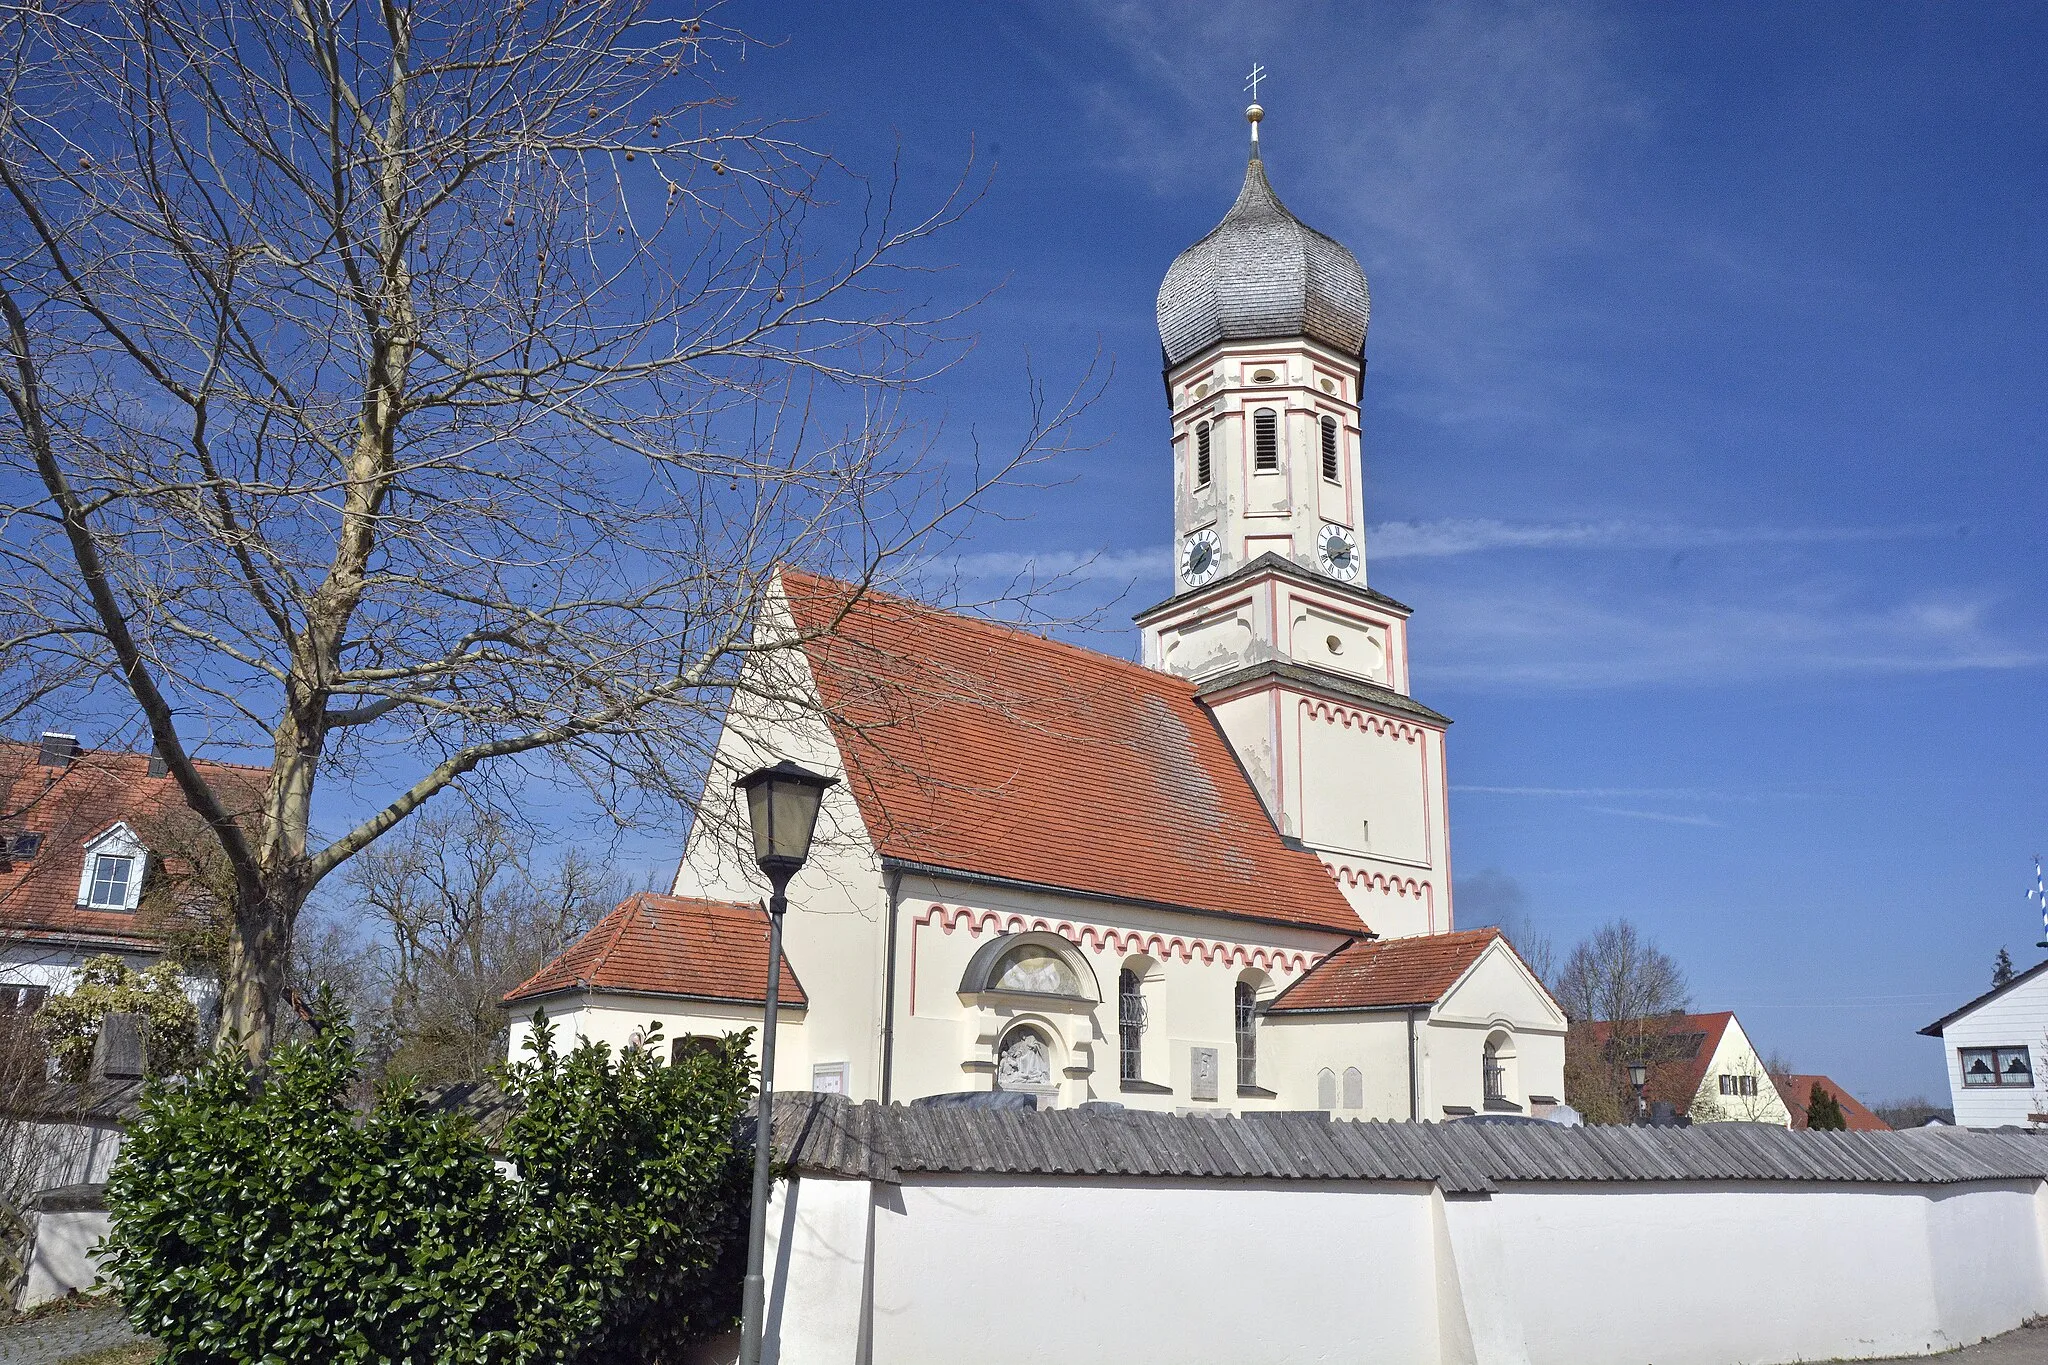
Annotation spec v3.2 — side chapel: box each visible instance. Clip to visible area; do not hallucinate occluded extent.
[508,106,1568,1122]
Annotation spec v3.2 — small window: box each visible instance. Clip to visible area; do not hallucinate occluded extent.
[1118,969,1146,1082]
[1718,1074,1759,1097]
[1250,367,1277,384]
[0,984,48,1014]
[2,831,42,862]
[86,854,134,909]
[1195,422,1212,487]
[1234,981,1258,1088]
[1960,1046,2033,1087]
[1483,1039,1505,1101]
[1253,410,1278,471]
[671,1035,721,1065]
[1320,416,1340,482]
[1342,1066,1363,1110]
[1317,1067,1337,1111]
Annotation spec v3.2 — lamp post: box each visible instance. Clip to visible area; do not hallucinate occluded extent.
[1627,1059,1649,1125]
[733,758,836,1365]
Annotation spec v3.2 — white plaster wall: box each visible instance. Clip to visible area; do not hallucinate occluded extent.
[1934,970,2048,1127]
[867,1176,1445,1365]
[507,994,808,1091]
[20,1209,110,1309]
[1262,1010,1417,1119]
[1468,1181,2048,1365]
[1425,944,1569,1118]
[751,1173,2048,1365]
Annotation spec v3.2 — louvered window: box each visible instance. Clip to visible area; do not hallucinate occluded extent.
[1195,422,1211,487]
[1253,410,1278,471]
[1320,416,1340,482]
[1118,969,1146,1081]
[1235,981,1257,1088]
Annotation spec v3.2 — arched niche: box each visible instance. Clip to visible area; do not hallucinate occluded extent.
[959,931,1100,1005]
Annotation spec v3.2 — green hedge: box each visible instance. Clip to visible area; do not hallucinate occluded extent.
[101,1008,752,1364]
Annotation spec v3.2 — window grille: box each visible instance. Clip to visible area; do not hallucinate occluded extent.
[1234,981,1257,1088]
[1482,1041,1505,1100]
[1118,969,1146,1081]
[87,854,133,909]
[1195,422,1211,486]
[1320,416,1339,482]
[1253,410,1278,471]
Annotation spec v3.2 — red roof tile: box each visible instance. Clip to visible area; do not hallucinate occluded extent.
[1776,1073,1891,1131]
[505,893,806,1007]
[781,571,1365,937]
[1579,1012,1736,1109]
[0,738,264,953]
[1266,928,1503,1011]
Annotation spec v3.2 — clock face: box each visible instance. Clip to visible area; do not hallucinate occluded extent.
[1318,524,1360,580]
[1181,529,1221,586]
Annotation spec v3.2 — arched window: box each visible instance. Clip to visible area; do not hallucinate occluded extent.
[1483,1038,1505,1101]
[1118,968,1146,1082]
[991,944,1082,996]
[1320,416,1340,482]
[1342,1066,1364,1110]
[1317,1068,1337,1111]
[1195,421,1212,487]
[1252,410,1278,471]
[1234,980,1257,1088]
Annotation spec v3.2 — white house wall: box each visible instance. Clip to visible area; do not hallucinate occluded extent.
[737,1172,2048,1365]
[1692,1015,1793,1125]
[1426,943,1569,1119]
[1933,970,2048,1128]
[507,993,809,1091]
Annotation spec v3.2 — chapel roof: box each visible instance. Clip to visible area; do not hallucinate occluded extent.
[1155,136,1370,368]
[1265,928,1504,1012]
[0,736,264,952]
[504,892,806,1008]
[1775,1073,1891,1132]
[780,570,1367,937]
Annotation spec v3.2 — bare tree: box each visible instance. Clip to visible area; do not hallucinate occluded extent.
[0,0,1090,1057]
[1554,919,1690,1123]
[335,805,618,1080]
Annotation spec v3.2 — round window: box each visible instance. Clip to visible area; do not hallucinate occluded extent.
[1251,367,1277,384]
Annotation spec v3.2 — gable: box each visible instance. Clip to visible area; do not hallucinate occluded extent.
[1434,940,1568,1031]
[778,570,1366,936]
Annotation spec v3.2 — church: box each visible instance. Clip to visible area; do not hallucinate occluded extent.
[508,106,1567,1123]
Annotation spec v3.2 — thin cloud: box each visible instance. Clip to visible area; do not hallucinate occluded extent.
[1370,519,1945,561]
[1456,785,1796,802]
[1591,806,1722,828]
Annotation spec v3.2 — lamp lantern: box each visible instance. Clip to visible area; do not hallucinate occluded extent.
[733,759,836,890]
[1626,1060,1648,1091]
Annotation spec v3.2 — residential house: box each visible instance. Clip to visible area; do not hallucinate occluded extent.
[1774,1073,1890,1131]
[1920,955,2048,1128]
[1583,1011,1792,1125]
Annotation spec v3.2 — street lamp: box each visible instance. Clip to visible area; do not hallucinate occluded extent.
[1627,1059,1649,1125]
[733,759,836,1365]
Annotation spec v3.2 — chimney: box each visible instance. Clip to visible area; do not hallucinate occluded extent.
[35,732,77,768]
[90,1012,147,1082]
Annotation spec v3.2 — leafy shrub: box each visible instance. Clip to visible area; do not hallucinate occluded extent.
[100,1006,752,1363]
[38,957,199,1082]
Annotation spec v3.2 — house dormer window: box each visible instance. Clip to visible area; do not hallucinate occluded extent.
[75,822,146,912]
[1252,410,1278,471]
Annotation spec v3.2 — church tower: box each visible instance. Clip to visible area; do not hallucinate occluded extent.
[1135,103,1454,939]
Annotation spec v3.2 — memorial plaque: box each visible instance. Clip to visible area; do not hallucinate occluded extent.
[1190,1045,1219,1101]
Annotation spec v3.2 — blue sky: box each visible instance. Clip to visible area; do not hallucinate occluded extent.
[710,0,2048,1104]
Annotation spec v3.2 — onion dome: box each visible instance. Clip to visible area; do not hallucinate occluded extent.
[1155,112,1370,368]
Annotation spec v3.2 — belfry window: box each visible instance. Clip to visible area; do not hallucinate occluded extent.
[1234,981,1258,1088]
[1195,422,1212,487]
[1118,969,1146,1081]
[1252,410,1278,471]
[1320,416,1340,482]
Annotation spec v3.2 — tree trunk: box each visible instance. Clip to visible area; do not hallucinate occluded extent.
[218,897,296,1061]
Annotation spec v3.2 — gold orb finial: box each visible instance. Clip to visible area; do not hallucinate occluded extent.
[1246,103,1264,125]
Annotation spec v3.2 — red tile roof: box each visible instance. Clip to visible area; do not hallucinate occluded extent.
[1579,1012,1736,1109]
[1776,1073,1891,1132]
[1266,928,1503,1011]
[505,893,806,1007]
[0,738,264,953]
[781,570,1366,936]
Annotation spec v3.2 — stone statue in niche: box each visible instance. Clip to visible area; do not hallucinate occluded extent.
[994,947,1078,996]
[996,1029,1052,1089]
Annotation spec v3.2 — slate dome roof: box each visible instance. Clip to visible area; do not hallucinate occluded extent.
[1155,148,1370,368]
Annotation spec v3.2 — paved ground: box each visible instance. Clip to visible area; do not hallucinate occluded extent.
[0,1307,144,1365]
[1867,1317,2047,1363]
